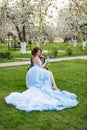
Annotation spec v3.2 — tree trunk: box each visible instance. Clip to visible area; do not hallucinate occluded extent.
[15,25,27,54]
[22,25,26,42]
[20,41,27,54]
[15,25,22,42]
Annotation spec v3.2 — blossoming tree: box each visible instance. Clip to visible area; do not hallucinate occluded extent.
[1,0,56,53]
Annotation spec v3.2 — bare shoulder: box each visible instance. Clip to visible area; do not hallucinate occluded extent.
[33,56,40,62]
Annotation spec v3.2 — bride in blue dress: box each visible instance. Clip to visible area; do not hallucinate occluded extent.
[5,47,78,112]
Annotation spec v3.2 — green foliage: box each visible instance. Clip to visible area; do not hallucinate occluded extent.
[0,52,11,59]
[0,42,87,62]
[66,46,73,56]
[0,60,87,130]
[52,46,59,57]
[84,46,87,54]
[48,45,59,57]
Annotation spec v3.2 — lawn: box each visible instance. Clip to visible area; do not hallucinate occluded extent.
[0,59,87,130]
[0,42,87,63]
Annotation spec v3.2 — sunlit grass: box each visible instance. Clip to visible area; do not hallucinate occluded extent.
[0,42,87,62]
[0,59,87,130]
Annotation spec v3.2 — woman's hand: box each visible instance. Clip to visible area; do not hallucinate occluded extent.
[45,57,49,63]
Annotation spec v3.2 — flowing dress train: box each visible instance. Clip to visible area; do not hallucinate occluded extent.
[5,64,78,112]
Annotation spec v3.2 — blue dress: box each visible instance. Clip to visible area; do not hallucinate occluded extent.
[5,64,78,112]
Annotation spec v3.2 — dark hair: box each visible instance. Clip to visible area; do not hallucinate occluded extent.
[32,47,42,56]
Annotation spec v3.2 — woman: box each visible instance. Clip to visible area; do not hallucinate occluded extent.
[27,47,58,90]
[5,47,78,112]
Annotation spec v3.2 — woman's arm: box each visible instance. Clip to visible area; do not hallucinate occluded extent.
[35,56,48,68]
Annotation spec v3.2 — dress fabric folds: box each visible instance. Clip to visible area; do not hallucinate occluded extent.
[5,64,78,112]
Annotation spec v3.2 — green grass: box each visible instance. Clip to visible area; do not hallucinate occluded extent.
[0,60,87,130]
[0,42,87,62]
